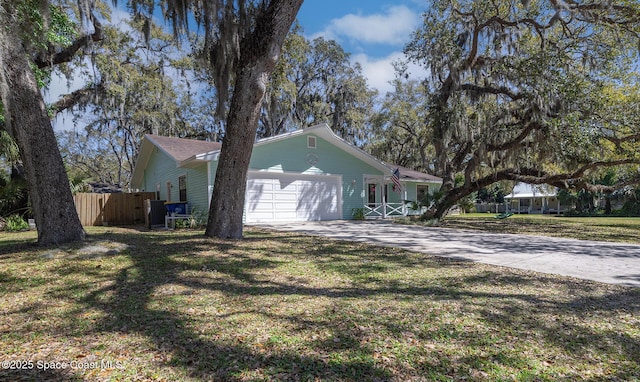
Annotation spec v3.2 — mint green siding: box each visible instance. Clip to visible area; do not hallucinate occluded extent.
[249,134,384,219]
[185,164,210,215]
[139,129,441,222]
[141,148,173,200]
[384,182,442,206]
[386,184,404,203]
[142,148,210,216]
[398,182,440,203]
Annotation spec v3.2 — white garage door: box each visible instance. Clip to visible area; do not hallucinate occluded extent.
[245,172,341,223]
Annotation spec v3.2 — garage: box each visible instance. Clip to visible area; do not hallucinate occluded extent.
[245,172,342,223]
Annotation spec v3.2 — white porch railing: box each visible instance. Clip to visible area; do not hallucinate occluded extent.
[364,203,384,218]
[363,203,411,218]
[385,203,405,216]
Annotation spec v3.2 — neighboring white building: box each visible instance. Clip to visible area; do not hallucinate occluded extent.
[504,183,569,214]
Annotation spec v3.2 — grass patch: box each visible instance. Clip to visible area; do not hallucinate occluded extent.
[0,226,638,381]
[400,213,640,244]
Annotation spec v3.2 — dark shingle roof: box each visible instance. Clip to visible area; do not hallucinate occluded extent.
[391,164,442,182]
[145,133,441,183]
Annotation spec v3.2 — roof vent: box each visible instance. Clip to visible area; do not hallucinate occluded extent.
[307,136,317,149]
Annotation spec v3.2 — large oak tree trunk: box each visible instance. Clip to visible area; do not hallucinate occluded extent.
[423,196,457,221]
[205,66,268,239]
[205,0,303,239]
[0,12,85,245]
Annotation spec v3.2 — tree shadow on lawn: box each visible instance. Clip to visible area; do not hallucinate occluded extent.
[298,233,640,379]
[0,238,39,259]
[451,271,640,380]
[440,217,640,244]
[46,230,393,381]
[27,229,640,380]
[0,367,85,382]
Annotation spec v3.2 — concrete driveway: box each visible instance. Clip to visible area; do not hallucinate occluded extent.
[253,220,640,288]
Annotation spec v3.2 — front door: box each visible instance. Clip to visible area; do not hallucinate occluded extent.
[367,183,377,207]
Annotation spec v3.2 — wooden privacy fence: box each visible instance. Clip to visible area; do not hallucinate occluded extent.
[74,192,157,226]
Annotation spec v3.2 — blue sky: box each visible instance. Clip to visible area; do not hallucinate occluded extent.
[297,0,424,56]
[48,1,429,130]
[296,0,429,94]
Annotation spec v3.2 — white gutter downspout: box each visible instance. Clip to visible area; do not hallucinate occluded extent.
[404,184,408,216]
[381,180,386,218]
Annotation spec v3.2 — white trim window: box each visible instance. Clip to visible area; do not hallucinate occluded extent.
[178,175,187,202]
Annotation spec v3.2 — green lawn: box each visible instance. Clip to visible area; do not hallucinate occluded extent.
[1,227,639,381]
[425,213,640,244]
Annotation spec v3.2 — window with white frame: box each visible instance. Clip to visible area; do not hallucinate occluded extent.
[417,185,429,203]
[178,175,187,202]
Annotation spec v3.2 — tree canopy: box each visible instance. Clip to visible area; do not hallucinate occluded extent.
[368,72,434,172]
[1,0,302,241]
[260,27,378,142]
[402,0,640,219]
[4,0,640,241]
[0,0,95,243]
[57,16,213,189]
[124,0,303,238]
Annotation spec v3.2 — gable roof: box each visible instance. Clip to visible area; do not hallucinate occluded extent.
[130,135,221,188]
[131,124,442,188]
[257,123,392,174]
[146,135,222,162]
[179,123,394,174]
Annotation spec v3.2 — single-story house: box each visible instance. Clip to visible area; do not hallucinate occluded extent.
[504,182,569,214]
[130,123,442,223]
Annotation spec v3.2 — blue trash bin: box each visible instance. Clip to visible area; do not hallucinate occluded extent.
[165,202,187,215]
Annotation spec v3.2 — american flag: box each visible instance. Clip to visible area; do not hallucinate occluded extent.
[391,168,402,193]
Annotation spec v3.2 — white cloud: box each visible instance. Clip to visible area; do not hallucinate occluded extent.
[352,52,429,96]
[317,6,420,46]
